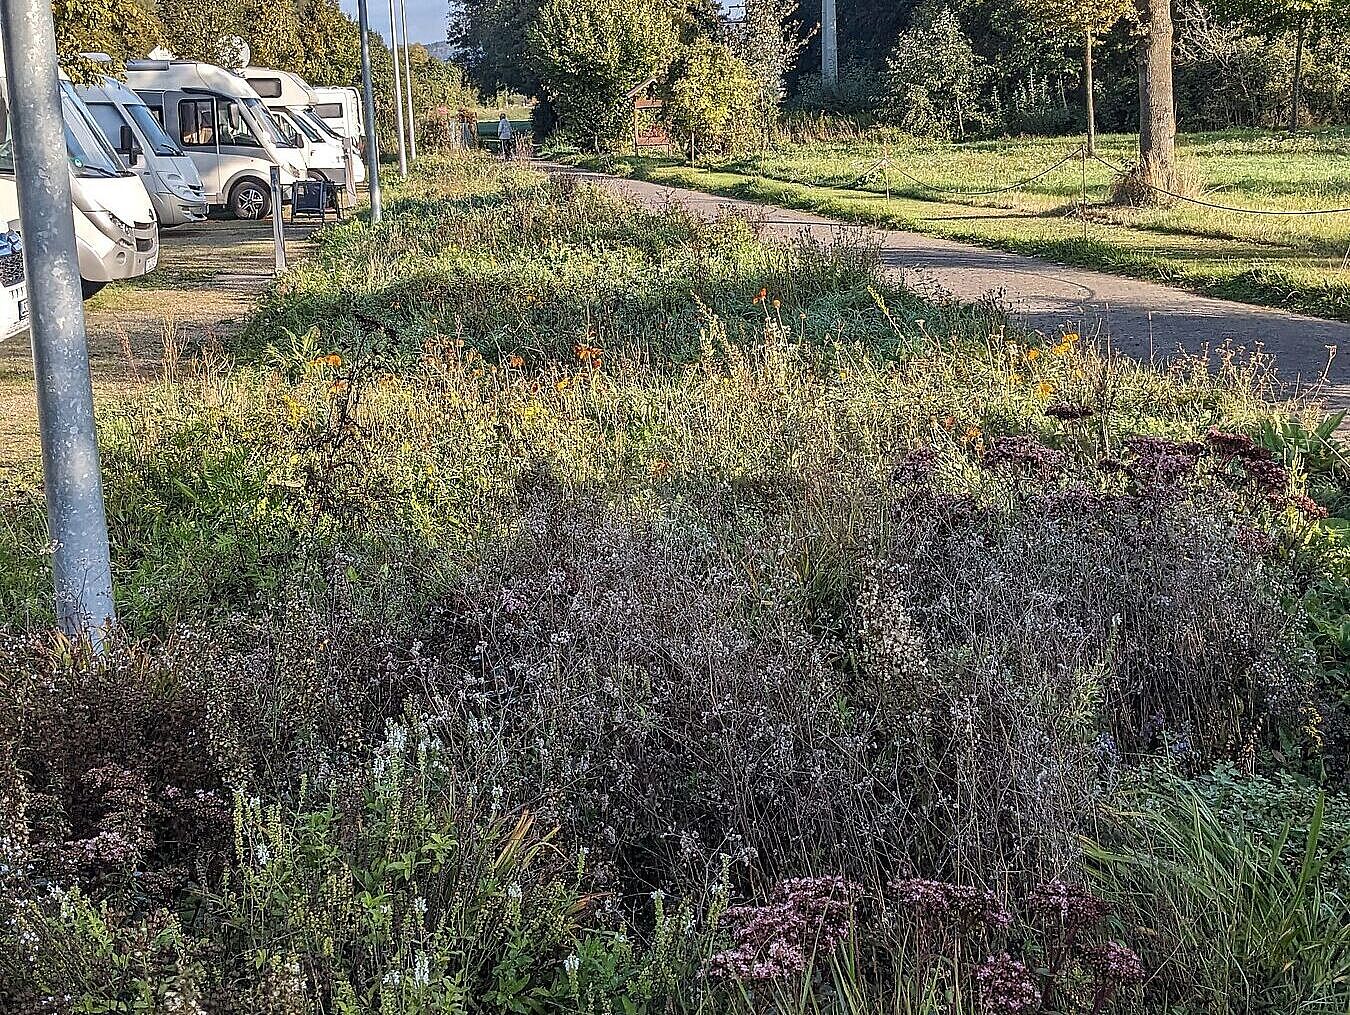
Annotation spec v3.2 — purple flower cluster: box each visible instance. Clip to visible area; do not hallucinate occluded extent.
[707,876,856,983]
[893,877,1012,933]
[1025,878,1108,934]
[1118,436,1205,498]
[977,953,1041,1015]
[982,435,1066,482]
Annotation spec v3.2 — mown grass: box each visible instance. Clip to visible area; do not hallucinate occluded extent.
[3,154,1350,1014]
[561,128,1350,321]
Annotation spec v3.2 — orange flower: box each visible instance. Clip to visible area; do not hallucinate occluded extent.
[325,353,343,368]
[942,415,957,431]
[1036,381,1055,398]
[328,378,349,396]
[752,287,768,305]
[508,354,525,368]
[964,425,982,441]
[1026,348,1041,362]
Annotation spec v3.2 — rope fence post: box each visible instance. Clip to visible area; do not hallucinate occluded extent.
[1080,143,1088,243]
[270,167,287,275]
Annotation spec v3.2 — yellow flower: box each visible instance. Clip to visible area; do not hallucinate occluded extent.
[1036,381,1055,398]
[964,425,982,441]
[1026,348,1041,362]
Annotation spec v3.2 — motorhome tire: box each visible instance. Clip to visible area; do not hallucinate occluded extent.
[229,179,271,220]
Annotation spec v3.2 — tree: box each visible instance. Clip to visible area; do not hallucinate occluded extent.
[52,0,161,76]
[451,0,543,95]
[885,6,983,138]
[527,0,680,150]
[1022,0,1132,152]
[1215,0,1345,130]
[1134,0,1177,189]
[664,36,759,158]
[721,0,807,116]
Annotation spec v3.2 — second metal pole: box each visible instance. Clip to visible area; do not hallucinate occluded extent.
[388,0,408,178]
[356,0,383,223]
[398,0,418,162]
[821,0,838,86]
[0,0,116,642]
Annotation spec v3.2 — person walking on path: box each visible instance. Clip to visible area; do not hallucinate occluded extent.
[497,113,514,159]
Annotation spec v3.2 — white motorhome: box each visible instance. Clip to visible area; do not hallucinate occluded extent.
[241,67,365,188]
[0,196,26,343]
[0,47,160,300]
[310,86,363,144]
[0,101,25,340]
[124,60,307,220]
[77,74,208,228]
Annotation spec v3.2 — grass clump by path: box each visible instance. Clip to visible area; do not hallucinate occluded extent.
[560,128,1350,321]
[2,154,1350,1014]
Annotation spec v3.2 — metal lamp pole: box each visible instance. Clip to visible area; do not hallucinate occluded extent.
[356,0,383,222]
[0,0,116,642]
[822,0,838,85]
[398,0,418,162]
[388,0,408,178]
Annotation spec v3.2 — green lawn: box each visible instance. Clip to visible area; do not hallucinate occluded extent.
[564,129,1350,320]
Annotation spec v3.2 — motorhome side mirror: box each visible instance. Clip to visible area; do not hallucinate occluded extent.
[119,124,142,166]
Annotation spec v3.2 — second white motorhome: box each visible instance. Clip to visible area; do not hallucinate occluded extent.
[77,74,208,228]
[125,60,307,220]
[310,86,363,145]
[241,67,365,188]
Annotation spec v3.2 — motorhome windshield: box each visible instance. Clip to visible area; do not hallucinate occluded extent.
[60,82,128,179]
[241,97,291,147]
[286,111,324,144]
[0,97,12,176]
[128,102,184,157]
[299,108,342,141]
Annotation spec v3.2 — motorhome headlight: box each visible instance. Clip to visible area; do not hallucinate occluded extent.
[93,210,136,245]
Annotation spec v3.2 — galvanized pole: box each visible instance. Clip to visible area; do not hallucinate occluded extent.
[821,0,838,86]
[269,167,287,273]
[356,0,383,223]
[388,0,408,178]
[1,0,116,642]
[398,0,418,162]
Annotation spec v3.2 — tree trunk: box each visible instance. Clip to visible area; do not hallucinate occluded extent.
[1136,0,1177,190]
[1289,18,1306,132]
[1085,29,1097,156]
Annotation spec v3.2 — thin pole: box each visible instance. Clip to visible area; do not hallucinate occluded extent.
[269,167,287,273]
[388,0,408,178]
[356,0,383,222]
[1,0,116,642]
[398,0,417,162]
[821,0,838,86]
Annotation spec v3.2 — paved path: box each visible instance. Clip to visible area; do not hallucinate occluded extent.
[547,166,1350,411]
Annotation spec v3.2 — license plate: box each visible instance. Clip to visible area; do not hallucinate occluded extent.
[17,299,26,322]
[147,254,159,272]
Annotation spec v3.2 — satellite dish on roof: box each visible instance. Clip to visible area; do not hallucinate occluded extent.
[214,36,251,70]
[148,46,176,60]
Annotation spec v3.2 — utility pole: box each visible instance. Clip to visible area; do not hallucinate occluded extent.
[398,0,418,162]
[821,0,838,86]
[356,0,383,222]
[388,0,408,178]
[1,0,116,643]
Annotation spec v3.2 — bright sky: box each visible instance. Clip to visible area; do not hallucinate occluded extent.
[339,0,448,46]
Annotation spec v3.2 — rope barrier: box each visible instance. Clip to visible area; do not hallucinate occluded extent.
[855,146,1088,198]
[1088,152,1350,216]
[836,145,1350,218]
